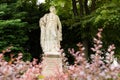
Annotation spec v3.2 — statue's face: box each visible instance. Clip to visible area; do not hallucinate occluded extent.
[49,6,56,13]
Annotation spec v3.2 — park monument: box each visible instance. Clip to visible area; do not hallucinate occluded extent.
[39,6,62,77]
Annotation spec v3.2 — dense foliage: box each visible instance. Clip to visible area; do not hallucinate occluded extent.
[0,0,47,59]
[78,1,120,57]
[0,0,120,60]
[0,29,120,80]
[0,3,28,51]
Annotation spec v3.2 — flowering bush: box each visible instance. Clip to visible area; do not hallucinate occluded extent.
[0,28,120,80]
[63,28,120,80]
[0,51,42,80]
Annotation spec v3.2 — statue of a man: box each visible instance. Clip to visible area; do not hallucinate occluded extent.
[39,6,62,54]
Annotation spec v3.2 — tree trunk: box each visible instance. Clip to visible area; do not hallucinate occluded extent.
[91,0,96,11]
[84,0,90,14]
[72,0,78,16]
[78,0,84,16]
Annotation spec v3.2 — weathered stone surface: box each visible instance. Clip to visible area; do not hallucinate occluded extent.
[42,54,62,77]
[39,6,62,54]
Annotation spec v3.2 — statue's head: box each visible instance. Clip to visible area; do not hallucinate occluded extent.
[49,6,56,14]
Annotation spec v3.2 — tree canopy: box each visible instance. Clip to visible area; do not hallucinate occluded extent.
[0,0,120,60]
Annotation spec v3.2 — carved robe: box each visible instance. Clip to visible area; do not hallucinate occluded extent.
[39,13,62,53]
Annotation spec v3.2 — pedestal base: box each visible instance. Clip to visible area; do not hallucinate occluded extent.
[44,51,61,55]
[42,54,63,77]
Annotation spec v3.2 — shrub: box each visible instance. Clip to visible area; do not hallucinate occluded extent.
[0,28,120,80]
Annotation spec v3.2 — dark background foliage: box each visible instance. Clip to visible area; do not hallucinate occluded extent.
[0,0,120,61]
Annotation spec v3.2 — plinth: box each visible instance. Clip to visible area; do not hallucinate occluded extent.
[42,52,63,77]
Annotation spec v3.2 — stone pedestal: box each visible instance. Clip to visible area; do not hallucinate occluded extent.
[42,54,62,77]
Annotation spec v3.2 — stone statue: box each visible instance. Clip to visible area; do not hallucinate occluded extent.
[39,6,62,54]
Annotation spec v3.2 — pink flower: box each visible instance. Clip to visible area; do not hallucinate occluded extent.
[0,54,3,58]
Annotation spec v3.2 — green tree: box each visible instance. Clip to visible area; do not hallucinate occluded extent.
[72,0,120,57]
[0,3,28,51]
[0,0,48,59]
[91,1,120,55]
[0,1,33,61]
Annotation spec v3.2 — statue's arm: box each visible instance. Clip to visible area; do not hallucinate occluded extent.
[39,17,46,50]
[57,16,62,41]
